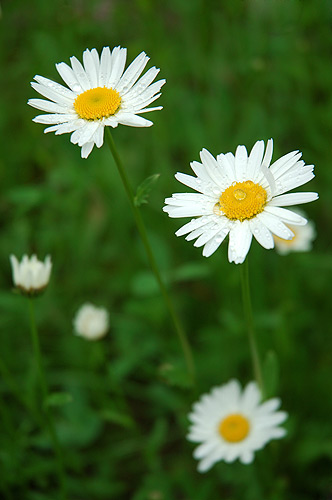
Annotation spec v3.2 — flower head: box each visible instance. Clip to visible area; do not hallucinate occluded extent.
[28,46,166,158]
[10,254,52,296]
[73,303,109,340]
[187,379,288,472]
[273,209,316,255]
[163,140,318,264]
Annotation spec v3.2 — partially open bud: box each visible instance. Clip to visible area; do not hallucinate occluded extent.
[10,254,52,296]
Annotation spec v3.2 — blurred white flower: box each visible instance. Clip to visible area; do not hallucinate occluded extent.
[163,139,318,264]
[73,303,109,340]
[10,254,52,295]
[187,379,288,472]
[273,210,316,255]
[28,46,166,158]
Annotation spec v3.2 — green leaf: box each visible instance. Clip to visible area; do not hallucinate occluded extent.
[262,350,279,398]
[158,362,193,388]
[134,174,160,207]
[100,408,135,429]
[44,392,73,408]
[173,261,210,282]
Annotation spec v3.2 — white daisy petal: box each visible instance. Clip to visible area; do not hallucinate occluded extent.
[43,124,65,134]
[248,218,274,249]
[191,160,214,182]
[202,227,230,257]
[28,98,70,114]
[125,67,161,99]
[29,46,164,157]
[241,382,261,411]
[93,125,105,148]
[33,75,75,101]
[235,145,248,182]
[200,148,227,187]
[264,206,307,225]
[126,88,165,112]
[71,121,100,147]
[256,212,294,240]
[138,105,163,114]
[109,46,127,88]
[193,441,219,459]
[70,56,91,91]
[261,138,273,169]
[175,173,214,195]
[32,113,76,125]
[54,120,85,135]
[258,411,288,428]
[240,450,254,464]
[83,48,99,87]
[193,224,223,248]
[216,153,236,185]
[30,82,73,106]
[99,46,112,87]
[197,454,217,473]
[187,379,288,472]
[247,140,264,180]
[269,192,318,207]
[56,62,82,93]
[116,112,153,127]
[270,151,301,179]
[256,398,281,415]
[174,216,215,237]
[228,221,253,264]
[81,142,94,159]
[116,52,150,94]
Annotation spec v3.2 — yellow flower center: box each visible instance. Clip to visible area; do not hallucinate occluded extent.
[215,181,267,221]
[74,87,121,120]
[218,413,250,443]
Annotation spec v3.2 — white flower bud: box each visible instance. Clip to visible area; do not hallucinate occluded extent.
[10,254,52,296]
[73,303,109,341]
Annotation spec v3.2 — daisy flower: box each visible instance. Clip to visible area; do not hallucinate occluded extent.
[187,379,288,472]
[10,254,52,296]
[273,209,316,255]
[28,46,165,158]
[73,303,109,341]
[163,139,318,264]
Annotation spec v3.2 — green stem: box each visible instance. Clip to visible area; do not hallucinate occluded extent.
[28,299,67,500]
[105,128,195,383]
[0,357,37,417]
[240,260,264,395]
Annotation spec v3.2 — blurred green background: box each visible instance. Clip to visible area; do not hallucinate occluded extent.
[1,0,332,498]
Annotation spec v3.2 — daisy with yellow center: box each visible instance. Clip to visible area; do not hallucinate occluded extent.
[28,46,165,158]
[187,379,288,472]
[163,139,318,263]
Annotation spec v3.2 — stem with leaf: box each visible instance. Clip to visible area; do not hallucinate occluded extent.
[105,128,195,384]
[28,299,67,499]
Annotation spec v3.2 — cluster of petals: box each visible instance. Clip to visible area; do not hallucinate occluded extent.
[10,254,52,295]
[163,139,318,264]
[73,303,109,341]
[187,379,288,472]
[28,46,165,158]
[273,209,316,255]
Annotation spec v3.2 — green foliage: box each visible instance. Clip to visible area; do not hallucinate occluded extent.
[0,0,331,499]
[134,174,161,207]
